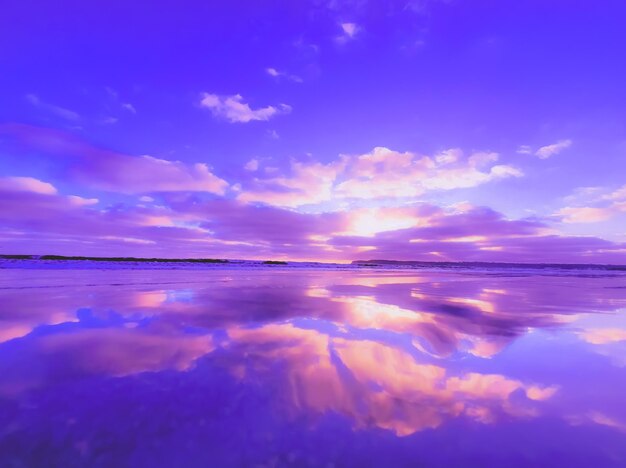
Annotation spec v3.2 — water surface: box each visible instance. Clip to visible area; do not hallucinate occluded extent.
[1,265,626,466]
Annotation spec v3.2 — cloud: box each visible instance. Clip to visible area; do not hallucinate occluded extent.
[336,22,360,43]
[405,0,454,15]
[580,328,626,345]
[0,183,213,257]
[339,205,436,237]
[25,94,80,121]
[200,93,291,123]
[604,184,626,202]
[0,176,57,195]
[554,184,626,223]
[265,67,303,83]
[244,159,259,171]
[0,178,117,248]
[535,139,572,159]
[1,124,625,264]
[555,206,614,224]
[327,203,626,263]
[75,155,229,195]
[121,102,136,113]
[67,195,99,206]
[174,198,345,247]
[341,22,358,38]
[239,146,522,208]
[1,176,626,264]
[0,185,345,261]
[239,158,345,208]
[1,124,228,195]
[105,87,136,114]
[0,327,214,395]
[227,324,558,436]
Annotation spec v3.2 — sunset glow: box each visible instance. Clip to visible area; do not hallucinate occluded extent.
[2,2,626,466]
[1,1,625,263]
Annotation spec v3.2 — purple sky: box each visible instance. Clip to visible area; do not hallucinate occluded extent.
[1,0,625,263]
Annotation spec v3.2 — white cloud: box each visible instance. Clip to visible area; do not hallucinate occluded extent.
[337,22,359,43]
[0,177,100,208]
[604,185,626,202]
[435,148,461,165]
[265,67,303,83]
[25,94,80,121]
[239,159,343,208]
[122,103,137,113]
[535,139,572,159]
[200,93,291,123]
[555,206,613,223]
[238,147,523,208]
[516,145,533,155]
[105,87,137,115]
[0,176,58,195]
[67,195,99,206]
[341,23,358,38]
[554,184,626,223]
[244,159,260,171]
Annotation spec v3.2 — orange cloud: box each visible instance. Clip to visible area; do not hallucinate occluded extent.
[226,323,558,436]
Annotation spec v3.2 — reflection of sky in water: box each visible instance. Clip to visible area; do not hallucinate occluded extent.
[1,268,626,466]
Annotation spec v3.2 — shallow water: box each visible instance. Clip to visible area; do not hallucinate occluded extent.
[1,266,626,467]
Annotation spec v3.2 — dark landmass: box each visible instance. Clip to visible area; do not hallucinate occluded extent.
[352,259,626,271]
[1,254,625,271]
[0,254,229,263]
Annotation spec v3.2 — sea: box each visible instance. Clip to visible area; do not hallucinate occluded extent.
[1,259,625,466]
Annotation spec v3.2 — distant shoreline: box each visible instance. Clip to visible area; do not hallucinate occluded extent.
[1,254,625,271]
[351,259,626,271]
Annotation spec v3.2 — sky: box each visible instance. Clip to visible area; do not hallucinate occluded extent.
[0,0,625,263]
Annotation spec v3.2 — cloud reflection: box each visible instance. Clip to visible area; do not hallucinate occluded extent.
[0,268,625,439]
[227,324,558,436]
[0,328,214,396]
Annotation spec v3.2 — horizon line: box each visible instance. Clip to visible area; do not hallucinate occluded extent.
[1,254,625,268]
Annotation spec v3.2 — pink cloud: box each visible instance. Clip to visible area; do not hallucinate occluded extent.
[227,324,557,436]
[605,184,626,201]
[554,184,626,223]
[0,176,57,195]
[556,206,614,223]
[239,158,345,207]
[579,328,626,345]
[0,328,214,396]
[535,139,572,159]
[1,124,228,195]
[1,124,625,264]
[329,205,626,264]
[25,94,80,121]
[2,179,626,263]
[239,147,522,208]
[200,93,291,123]
[75,155,229,195]
[336,22,360,43]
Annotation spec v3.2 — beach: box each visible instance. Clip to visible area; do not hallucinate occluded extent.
[1,262,625,466]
